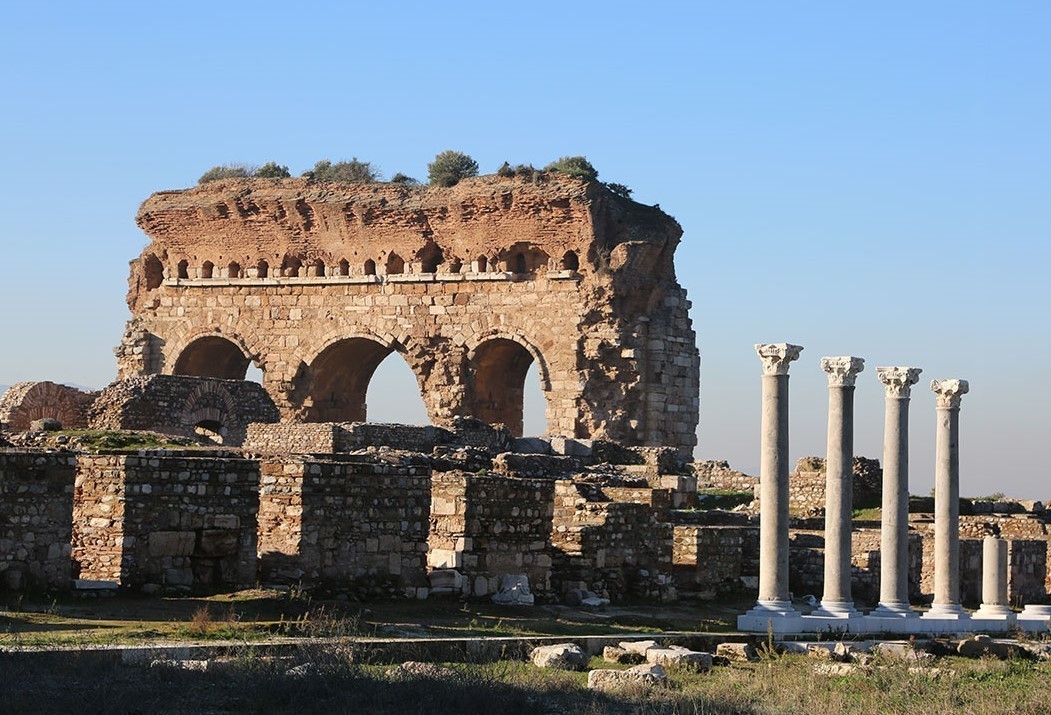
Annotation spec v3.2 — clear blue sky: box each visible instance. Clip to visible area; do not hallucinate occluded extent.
[1,2,1047,497]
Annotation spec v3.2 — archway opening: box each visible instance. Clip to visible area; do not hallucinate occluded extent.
[177,260,189,279]
[227,261,242,279]
[311,258,326,277]
[201,261,214,279]
[338,258,350,276]
[561,251,579,271]
[194,419,226,445]
[306,337,423,423]
[173,336,251,380]
[144,254,164,289]
[386,253,405,275]
[417,241,444,273]
[257,259,269,278]
[366,353,430,425]
[364,259,376,276]
[469,338,543,437]
[282,256,302,277]
[522,362,547,437]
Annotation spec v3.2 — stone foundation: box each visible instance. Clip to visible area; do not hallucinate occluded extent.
[257,457,430,594]
[72,453,259,589]
[0,453,76,591]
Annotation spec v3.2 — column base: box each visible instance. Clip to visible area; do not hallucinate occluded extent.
[868,602,918,618]
[922,603,970,619]
[809,600,860,618]
[737,600,803,633]
[973,604,1015,620]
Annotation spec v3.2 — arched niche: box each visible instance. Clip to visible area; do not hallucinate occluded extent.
[172,335,252,380]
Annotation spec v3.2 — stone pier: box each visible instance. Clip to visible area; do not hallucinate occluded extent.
[869,366,922,619]
[923,378,970,620]
[811,356,865,619]
[738,343,804,632]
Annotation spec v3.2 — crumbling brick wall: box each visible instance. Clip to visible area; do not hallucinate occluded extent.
[72,453,259,590]
[428,472,554,597]
[257,457,430,595]
[0,453,76,591]
[0,382,97,431]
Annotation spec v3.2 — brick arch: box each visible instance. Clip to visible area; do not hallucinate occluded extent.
[463,329,551,391]
[181,381,238,442]
[0,381,95,431]
[463,330,554,437]
[164,328,267,378]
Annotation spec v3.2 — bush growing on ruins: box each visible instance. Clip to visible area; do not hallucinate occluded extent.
[390,172,419,185]
[255,162,291,179]
[198,164,253,184]
[304,159,379,183]
[605,182,633,198]
[428,150,479,187]
[543,156,598,181]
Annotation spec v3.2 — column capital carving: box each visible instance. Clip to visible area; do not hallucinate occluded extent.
[820,356,865,387]
[931,379,969,409]
[876,366,922,398]
[755,343,803,375]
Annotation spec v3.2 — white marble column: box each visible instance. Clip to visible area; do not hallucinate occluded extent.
[870,366,922,618]
[812,356,865,618]
[740,343,803,629]
[974,537,1013,620]
[924,378,970,619]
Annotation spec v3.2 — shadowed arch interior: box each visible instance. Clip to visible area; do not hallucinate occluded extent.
[173,336,251,380]
[306,337,412,422]
[468,338,540,437]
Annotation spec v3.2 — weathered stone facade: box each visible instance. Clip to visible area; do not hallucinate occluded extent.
[88,375,279,446]
[0,453,76,591]
[257,457,430,594]
[72,453,259,589]
[119,175,699,452]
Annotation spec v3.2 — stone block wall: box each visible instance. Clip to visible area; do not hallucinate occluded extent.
[257,457,430,594]
[690,460,758,493]
[244,423,341,454]
[551,480,675,601]
[0,453,76,591]
[1008,540,1048,606]
[72,453,259,590]
[428,472,554,597]
[672,524,758,598]
[784,457,882,515]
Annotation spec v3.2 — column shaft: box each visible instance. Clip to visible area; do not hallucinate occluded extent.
[758,373,791,604]
[819,384,855,610]
[933,406,960,606]
[879,396,911,607]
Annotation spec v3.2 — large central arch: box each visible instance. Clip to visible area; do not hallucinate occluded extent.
[467,337,545,437]
[304,337,420,423]
[173,335,252,380]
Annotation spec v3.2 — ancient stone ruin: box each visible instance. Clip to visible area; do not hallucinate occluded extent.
[118,174,699,452]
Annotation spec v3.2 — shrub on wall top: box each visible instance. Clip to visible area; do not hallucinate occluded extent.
[304,159,379,183]
[255,162,291,178]
[543,156,598,181]
[428,150,479,187]
[198,164,253,184]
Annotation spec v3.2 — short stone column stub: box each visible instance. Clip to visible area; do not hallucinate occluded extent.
[812,356,865,619]
[924,378,970,620]
[974,537,1013,620]
[869,366,922,619]
[739,343,804,631]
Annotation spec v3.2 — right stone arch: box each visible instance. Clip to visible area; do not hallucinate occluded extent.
[465,336,551,437]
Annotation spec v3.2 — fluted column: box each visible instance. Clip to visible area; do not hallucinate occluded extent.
[924,378,970,619]
[750,343,803,615]
[870,366,922,618]
[812,356,865,618]
[974,537,1013,619]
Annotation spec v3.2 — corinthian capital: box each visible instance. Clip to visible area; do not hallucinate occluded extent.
[877,366,923,398]
[820,356,865,387]
[755,343,804,376]
[931,379,969,409]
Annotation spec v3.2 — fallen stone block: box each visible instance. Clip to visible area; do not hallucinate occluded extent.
[645,646,713,672]
[957,635,1026,660]
[872,642,935,664]
[715,642,758,662]
[619,640,660,656]
[587,664,668,691]
[386,661,457,680]
[603,645,646,664]
[531,643,588,671]
[492,574,534,606]
[813,662,864,676]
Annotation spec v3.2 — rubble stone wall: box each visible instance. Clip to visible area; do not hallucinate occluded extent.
[72,453,259,589]
[256,457,430,594]
[0,382,97,431]
[0,453,76,591]
[428,472,554,596]
[672,524,758,598]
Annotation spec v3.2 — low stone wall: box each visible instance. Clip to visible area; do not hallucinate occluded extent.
[0,382,97,431]
[1008,539,1048,606]
[0,453,76,591]
[244,423,341,454]
[257,457,430,594]
[72,453,259,590]
[429,472,554,597]
[690,460,758,493]
[551,480,675,601]
[783,457,882,515]
[672,524,758,598]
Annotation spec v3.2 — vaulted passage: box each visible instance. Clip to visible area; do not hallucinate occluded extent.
[468,338,540,437]
[305,338,423,423]
[173,336,251,380]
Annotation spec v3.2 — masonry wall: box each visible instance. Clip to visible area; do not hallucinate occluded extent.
[257,457,430,594]
[672,524,758,598]
[551,480,675,601]
[0,453,76,591]
[428,472,554,597]
[72,453,259,590]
